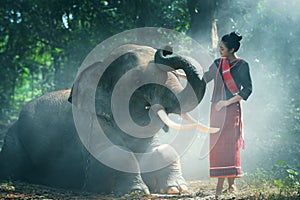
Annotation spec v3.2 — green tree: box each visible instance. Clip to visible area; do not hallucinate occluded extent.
[0,0,191,123]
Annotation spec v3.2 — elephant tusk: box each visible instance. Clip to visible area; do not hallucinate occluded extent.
[156,109,219,133]
[156,109,197,130]
[181,113,219,134]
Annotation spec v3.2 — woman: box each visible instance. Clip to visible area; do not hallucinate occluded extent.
[204,31,252,196]
[174,31,252,196]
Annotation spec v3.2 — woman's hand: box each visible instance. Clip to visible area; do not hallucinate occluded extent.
[215,95,243,111]
[215,100,229,111]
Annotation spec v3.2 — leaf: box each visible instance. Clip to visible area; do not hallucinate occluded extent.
[274,179,283,187]
[277,160,286,166]
[287,169,296,175]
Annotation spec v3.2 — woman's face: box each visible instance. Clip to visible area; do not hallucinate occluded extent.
[219,41,232,57]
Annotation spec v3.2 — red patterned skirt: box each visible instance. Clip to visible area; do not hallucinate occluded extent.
[209,102,244,178]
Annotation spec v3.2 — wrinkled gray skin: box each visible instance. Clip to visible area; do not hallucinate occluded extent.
[0,44,206,195]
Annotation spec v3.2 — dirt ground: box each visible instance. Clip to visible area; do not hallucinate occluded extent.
[2,180,213,200]
[1,179,299,200]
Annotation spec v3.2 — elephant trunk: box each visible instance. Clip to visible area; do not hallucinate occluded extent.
[154,48,206,113]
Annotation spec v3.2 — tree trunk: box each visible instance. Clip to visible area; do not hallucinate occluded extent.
[187,0,218,46]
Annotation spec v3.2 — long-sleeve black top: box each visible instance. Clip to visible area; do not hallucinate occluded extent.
[203,58,252,103]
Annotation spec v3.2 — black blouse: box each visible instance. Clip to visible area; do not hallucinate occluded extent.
[203,58,252,102]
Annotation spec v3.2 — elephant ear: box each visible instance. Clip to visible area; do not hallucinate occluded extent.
[68,44,156,115]
[67,61,105,114]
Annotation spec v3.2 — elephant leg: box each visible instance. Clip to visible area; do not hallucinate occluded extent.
[156,159,188,194]
[93,145,149,196]
[140,144,188,194]
[0,122,33,181]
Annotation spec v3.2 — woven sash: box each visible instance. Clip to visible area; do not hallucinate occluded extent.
[221,57,240,95]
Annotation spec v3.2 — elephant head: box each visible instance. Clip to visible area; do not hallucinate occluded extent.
[69,44,218,143]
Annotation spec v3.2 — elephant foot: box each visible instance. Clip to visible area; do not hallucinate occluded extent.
[166,186,179,194]
[115,187,150,197]
[140,144,189,195]
[160,160,189,194]
[167,185,188,194]
[130,188,150,196]
[159,184,188,194]
[113,173,150,197]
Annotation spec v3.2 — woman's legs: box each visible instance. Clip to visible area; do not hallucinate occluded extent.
[216,177,237,195]
[216,177,238,195]
[216,178,225,195]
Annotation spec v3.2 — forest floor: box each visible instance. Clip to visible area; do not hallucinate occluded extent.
[0,179,299,200]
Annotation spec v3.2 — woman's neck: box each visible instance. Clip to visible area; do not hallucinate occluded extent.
[227,54,238,63]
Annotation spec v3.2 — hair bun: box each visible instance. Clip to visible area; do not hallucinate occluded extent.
[230,31,242,42]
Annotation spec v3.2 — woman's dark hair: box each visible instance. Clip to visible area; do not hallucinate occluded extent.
[221,31,243,52]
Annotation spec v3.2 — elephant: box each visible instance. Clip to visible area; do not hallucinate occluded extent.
[0,44,218,196]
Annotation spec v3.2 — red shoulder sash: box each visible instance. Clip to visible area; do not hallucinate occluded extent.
[221,57,240,95]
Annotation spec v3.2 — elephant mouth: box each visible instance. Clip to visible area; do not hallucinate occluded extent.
[150,105,219,134]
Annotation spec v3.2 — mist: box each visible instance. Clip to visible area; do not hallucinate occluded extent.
[174,0,300,180]
[1,0,299,193]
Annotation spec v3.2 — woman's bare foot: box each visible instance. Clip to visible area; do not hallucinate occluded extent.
[216,186,223,196]
[228,184,238,194]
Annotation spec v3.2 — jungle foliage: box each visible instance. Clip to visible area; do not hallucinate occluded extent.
[0,0,191,122]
